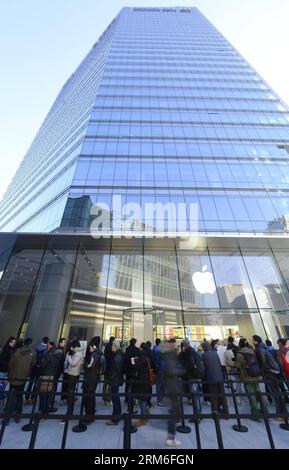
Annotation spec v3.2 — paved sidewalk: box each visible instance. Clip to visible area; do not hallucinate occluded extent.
[1,385,289,449]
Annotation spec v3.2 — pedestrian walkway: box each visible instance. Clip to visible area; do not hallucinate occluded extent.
[1,388,289,449]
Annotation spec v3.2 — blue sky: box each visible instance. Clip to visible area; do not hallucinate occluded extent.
[0,0,289,200]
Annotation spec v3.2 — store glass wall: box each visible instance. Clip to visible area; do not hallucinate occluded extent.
[1,235,289,348]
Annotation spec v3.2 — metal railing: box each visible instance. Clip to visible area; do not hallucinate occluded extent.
[0,373,289,449]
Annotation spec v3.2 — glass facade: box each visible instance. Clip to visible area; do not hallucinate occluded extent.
[0,233,289,348]
[0,7,289,234]
[60,7,289,236]
[1,8,289,346]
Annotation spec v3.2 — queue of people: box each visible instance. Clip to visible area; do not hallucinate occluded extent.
[1,333,289,446]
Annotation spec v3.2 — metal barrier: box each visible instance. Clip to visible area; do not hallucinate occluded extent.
[0,374,289,449]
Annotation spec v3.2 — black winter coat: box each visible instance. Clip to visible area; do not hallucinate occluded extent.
[131,351,150,400]
[0,345,15,373]
[124,344,139,374]
[163,350,185,395]
[202,349,224,383]
[84,348,103,380]
[104,342,114,379]
[180,346,201,380]
[40,348,63,377]
[109,350,124,386]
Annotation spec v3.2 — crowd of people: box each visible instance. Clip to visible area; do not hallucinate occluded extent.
[1,333,289,446]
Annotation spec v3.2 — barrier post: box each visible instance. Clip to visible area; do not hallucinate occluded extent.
[22,379,41,432]
[212,411,224,449]
[123,413,132,449]
[72,379,87,433]
[176,379,191,434]
[257,389,275,449]
[230,378,248,433]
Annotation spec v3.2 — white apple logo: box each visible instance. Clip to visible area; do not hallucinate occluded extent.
[192,265,216,294]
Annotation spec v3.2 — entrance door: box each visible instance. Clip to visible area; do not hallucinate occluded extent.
[151,308,185,342]
[122,307,154,347]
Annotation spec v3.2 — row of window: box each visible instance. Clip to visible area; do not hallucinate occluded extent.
[101,79,264,89]
[104,70,258,79]
[91,109,289,126]
[110,45,236,53]
[73,157,289,185]
[65,190,289,228]
[81,139,289,158]
[111,39,232,47]
[86,123,289,141]
[97,88,273,100]
[94,97,284,112]
[106,61,252,71]
[108,54,244,64]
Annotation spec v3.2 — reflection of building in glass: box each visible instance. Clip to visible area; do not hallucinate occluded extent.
[1,234,289,347]
[2,8,289,235]
[267,215,289,232]
[1,8,289,346]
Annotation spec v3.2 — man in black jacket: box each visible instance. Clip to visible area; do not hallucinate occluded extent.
[124,338,139,405]
[253,335,286,419]
[163,338,185,446]
[82,338,105,424]
[180,340,203,415]
[38,342,63,415]
[102,336,115,404]
[106,340,124,425]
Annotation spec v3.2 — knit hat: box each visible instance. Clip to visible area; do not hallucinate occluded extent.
[112,340,121,350]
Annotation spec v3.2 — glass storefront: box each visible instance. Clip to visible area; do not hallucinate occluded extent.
[1,233,289,348]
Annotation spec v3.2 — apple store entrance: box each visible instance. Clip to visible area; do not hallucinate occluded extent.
[1,234,289,349]
[118,307,268,348]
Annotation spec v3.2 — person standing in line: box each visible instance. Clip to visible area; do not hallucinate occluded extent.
[225,342,244,405]
[123,338,139,406]
[180,340,204,417]
[59,340,83,424]
[49,338,66,408]
[38,341,63,418]
[215,340,227,382]
[0,337,16,378]
[265,339,278,358]
[153,338,166,406]
[145,340,155,408]
[106,340,124,425]
[25,336,49,404]
[7,338,36,423]
[276,338,289,403]
[102,336,115,405]
[227,336,238,359]
[163,338,185,446]
[82,338,105,424]
[201,341,228,416]
[253,335,287,421]
[235,338,264,421]
[132,342,151,426]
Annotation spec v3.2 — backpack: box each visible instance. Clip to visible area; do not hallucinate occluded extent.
[281,350,289,378]
[242,352,262,377]
[94,351,106,375]
[265,350,280,374]
[99,354,106,375]
[191,350,205,380]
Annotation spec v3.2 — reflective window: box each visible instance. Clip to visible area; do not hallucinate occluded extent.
[210,250,257,309]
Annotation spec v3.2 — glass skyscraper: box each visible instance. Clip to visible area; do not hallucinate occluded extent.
[1,7,289,347]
